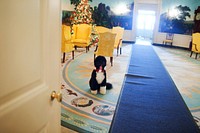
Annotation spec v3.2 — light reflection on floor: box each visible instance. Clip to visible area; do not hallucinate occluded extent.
[135,37,152,45]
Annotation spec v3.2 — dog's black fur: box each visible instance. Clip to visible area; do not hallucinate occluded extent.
[89,56,112,94]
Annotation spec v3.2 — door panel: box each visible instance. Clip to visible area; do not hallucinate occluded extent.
[0,0,61,133]
[0,0,41,98]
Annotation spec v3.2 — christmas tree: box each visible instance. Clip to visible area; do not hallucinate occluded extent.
[70,0,93,24]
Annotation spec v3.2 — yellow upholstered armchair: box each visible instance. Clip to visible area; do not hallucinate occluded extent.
[190,33,200,59]
[112,26,124,56]
[94,32,116,66]
[61,25,75,63]
[71,24,92,52]
[92,26,112,47]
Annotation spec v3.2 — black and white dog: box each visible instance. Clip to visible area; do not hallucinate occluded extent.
[89,56,112,95]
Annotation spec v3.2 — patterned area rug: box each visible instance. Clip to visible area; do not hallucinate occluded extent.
[61,44,132,132]
[153,46,200,128]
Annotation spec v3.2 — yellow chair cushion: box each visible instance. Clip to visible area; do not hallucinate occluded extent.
[72,39,88,44]
[164,40,173,43]
[76,26,90,40]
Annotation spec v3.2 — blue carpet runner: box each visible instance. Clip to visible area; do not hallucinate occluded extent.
[109,44,200,133]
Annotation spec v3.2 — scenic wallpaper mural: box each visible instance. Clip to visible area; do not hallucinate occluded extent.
[159,0,200,35]
[62,0,134,30]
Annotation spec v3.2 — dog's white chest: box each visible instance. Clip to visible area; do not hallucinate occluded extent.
[96,71,105,84]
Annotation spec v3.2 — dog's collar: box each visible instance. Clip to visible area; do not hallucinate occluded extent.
[96,69,104,72]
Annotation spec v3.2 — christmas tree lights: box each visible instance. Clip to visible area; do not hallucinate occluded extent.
[70,0,93,24]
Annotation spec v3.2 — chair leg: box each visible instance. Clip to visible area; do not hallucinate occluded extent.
[117,48,119,56]
[72,51,74,60]
[86,46,90,53]
[94,54,96,61]
[110,57,113,66]
[190,51,193,57]
[120,47,122,55]
[94,46,98,52]
[86,47,88,53]
[195,53,198,59]
[62,53,66,63]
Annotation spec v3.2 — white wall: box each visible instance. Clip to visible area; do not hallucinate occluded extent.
[123,30,135,42]
[155,33,192,48]
[62,0,74,10]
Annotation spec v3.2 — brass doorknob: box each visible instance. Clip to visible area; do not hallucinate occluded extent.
[51,91,62,102]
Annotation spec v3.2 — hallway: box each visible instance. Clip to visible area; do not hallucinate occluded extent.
[135,37,152,45]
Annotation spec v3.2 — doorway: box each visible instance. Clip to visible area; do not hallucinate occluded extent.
[136,10,156,44]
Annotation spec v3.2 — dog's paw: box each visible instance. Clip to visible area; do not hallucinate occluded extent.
[91,90,97,95]
[100,86,106,95]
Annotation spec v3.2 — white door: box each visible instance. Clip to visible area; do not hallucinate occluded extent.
[0,0,61,133]
[136,10,156,40]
